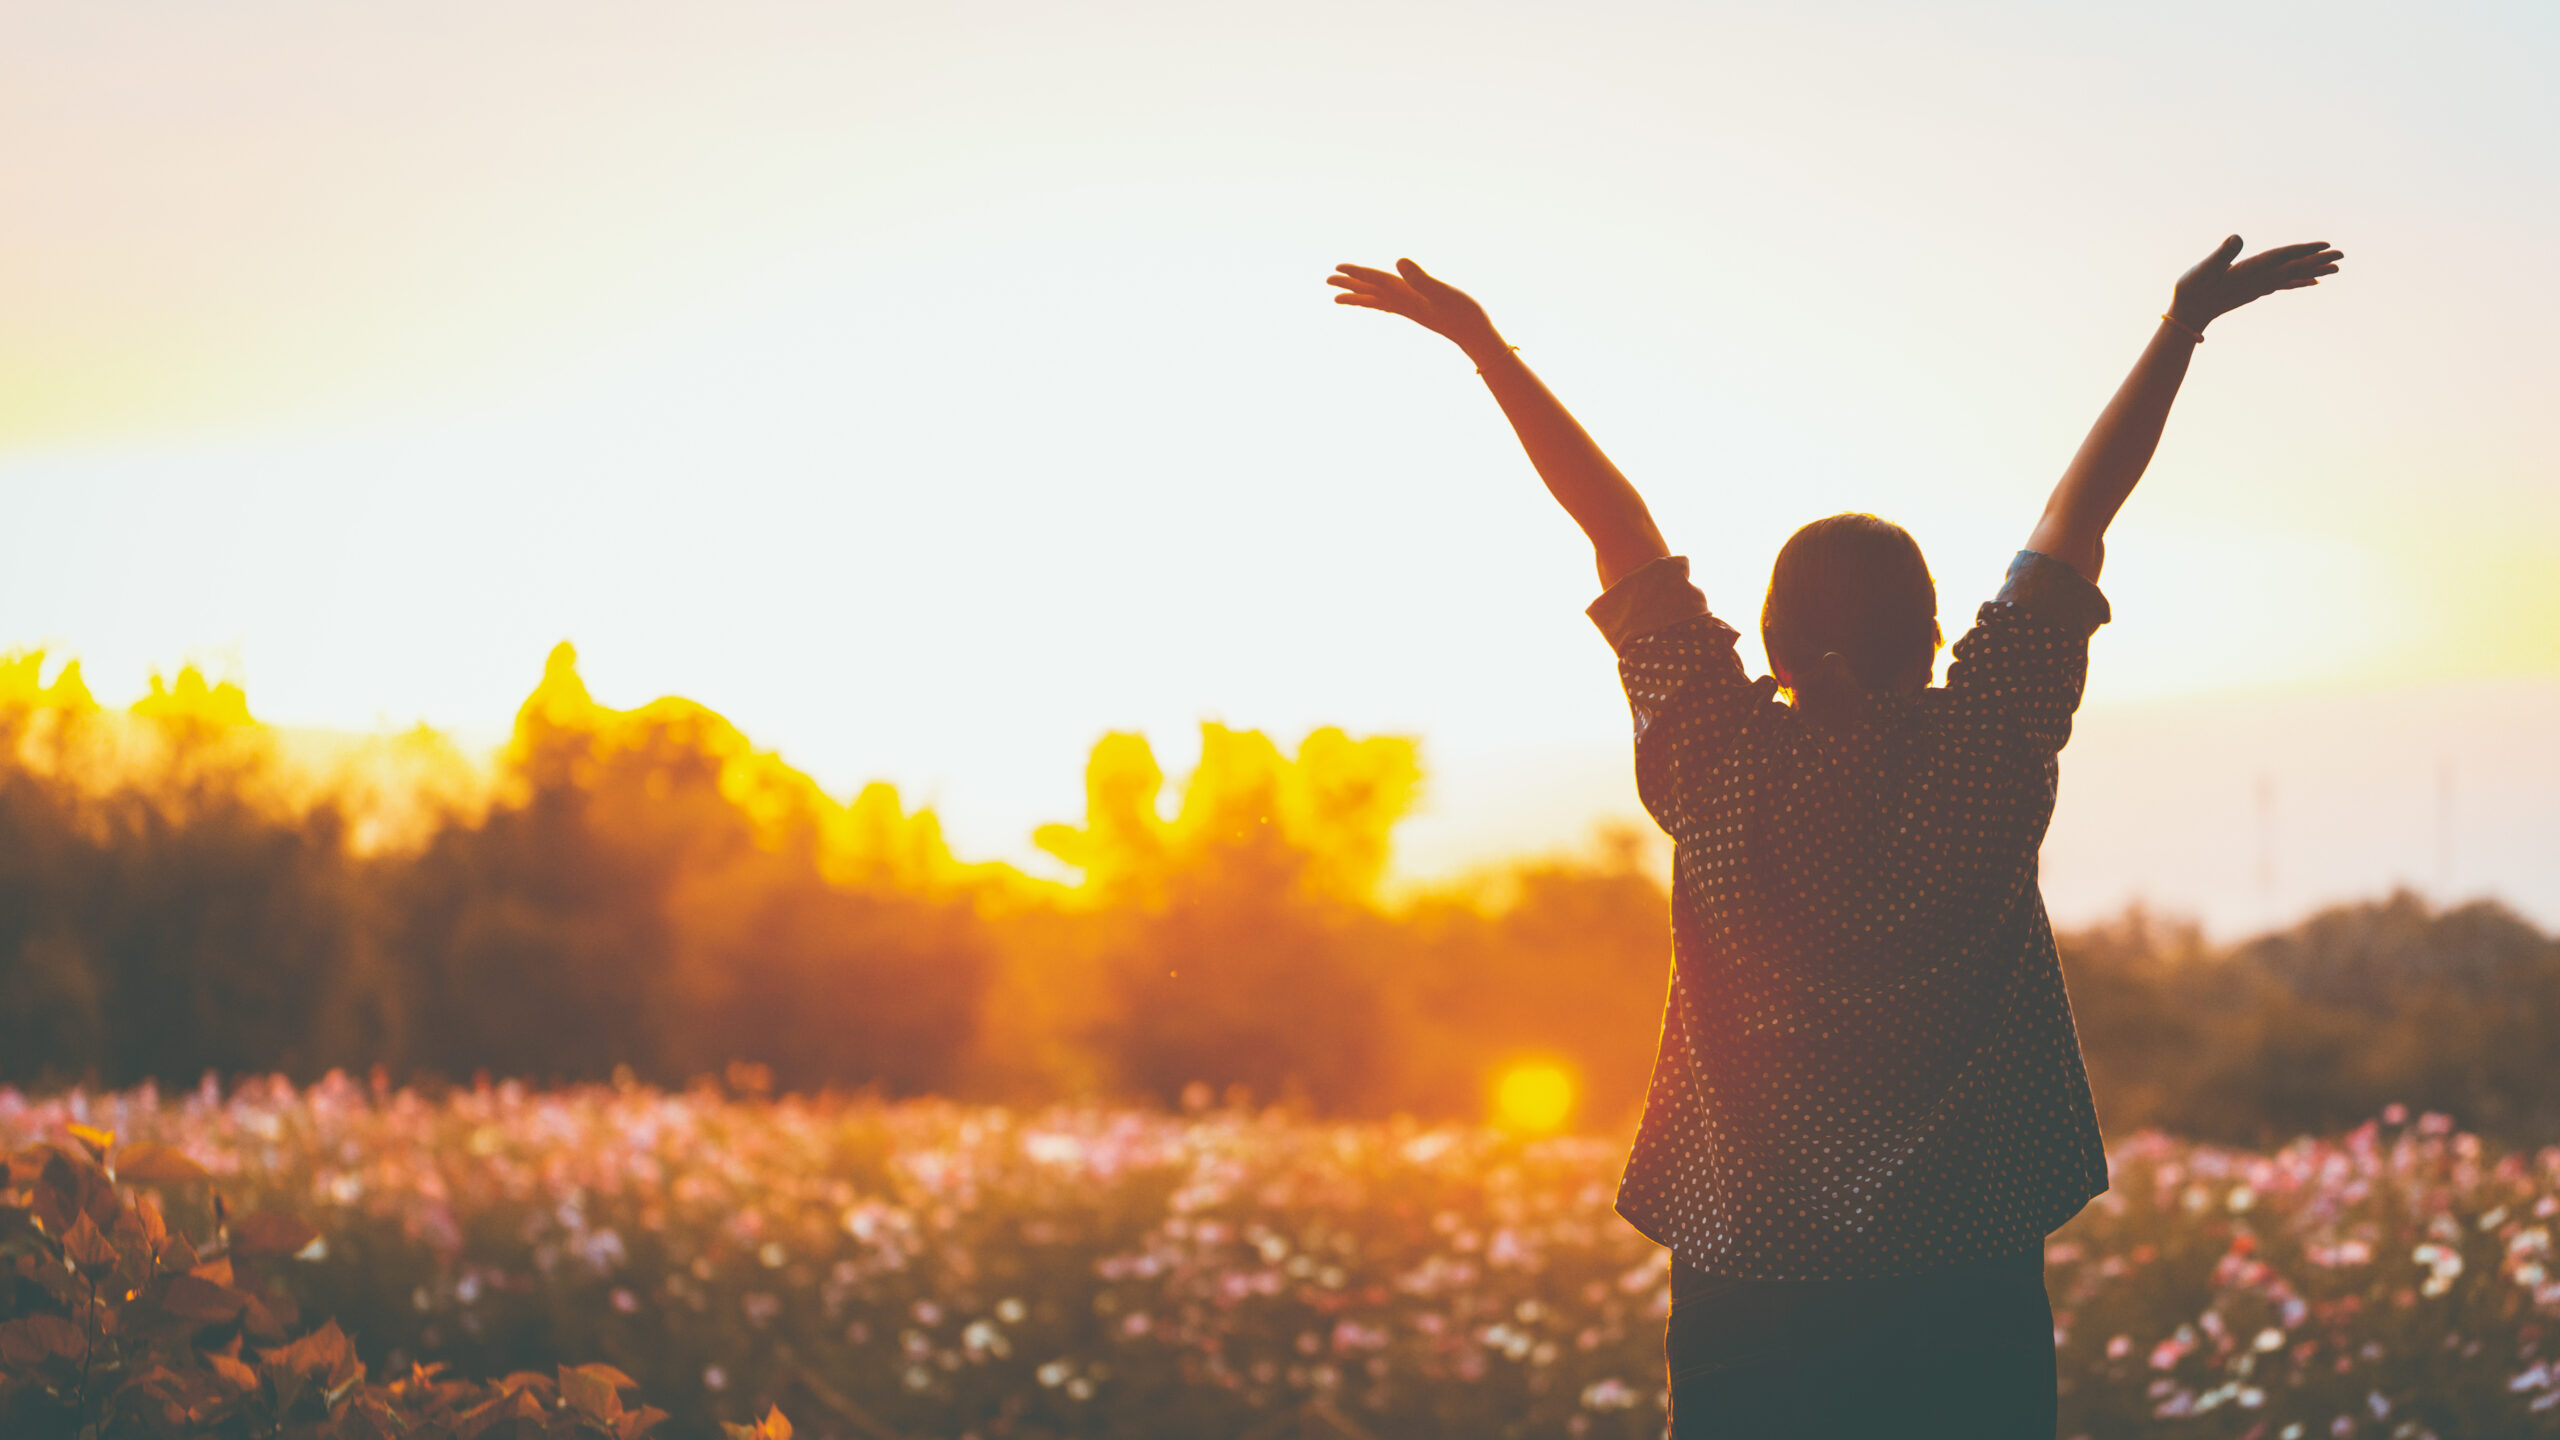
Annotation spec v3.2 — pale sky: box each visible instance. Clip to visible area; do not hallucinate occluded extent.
[2,0,2553,905]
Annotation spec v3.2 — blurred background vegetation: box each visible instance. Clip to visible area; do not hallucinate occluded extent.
[6,645,2555,1148]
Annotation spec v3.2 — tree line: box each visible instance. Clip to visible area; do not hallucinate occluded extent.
[5,645,2556,1144]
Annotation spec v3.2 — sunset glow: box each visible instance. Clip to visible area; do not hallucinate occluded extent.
[7,9,2560,1436]
[2,2,2554,912]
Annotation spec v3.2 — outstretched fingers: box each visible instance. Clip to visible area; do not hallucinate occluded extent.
[2251,243,2344,294]
[1331,262,1438,323]
[2280,257,2342,290]
[1329,257,1499,350]
[1331,265,1413,299]
[1334,263,1430,297]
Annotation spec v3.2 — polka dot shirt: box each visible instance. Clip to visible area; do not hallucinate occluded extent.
[1586,550,2112,1282]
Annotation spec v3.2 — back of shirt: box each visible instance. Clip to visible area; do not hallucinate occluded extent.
[1589,550,2113,1281]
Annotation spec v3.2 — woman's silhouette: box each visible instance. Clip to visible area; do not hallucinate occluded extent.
[1332,235,2341,1438]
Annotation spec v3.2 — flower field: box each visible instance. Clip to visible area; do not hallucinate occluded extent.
[8,1079,2560,1440]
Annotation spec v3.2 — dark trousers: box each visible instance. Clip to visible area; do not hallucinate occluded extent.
[1665,1249,2056,1439]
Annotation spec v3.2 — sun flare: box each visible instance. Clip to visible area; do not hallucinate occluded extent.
[1493,1060,1577,1134]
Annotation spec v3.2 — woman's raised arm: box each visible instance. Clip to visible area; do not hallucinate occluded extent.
[1331,259,1670,590]
[2025,235,2344,581]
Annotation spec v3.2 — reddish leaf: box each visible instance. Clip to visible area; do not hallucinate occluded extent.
[721,1405,794,1440]
[496,1370,556,1395]
[560,1363,622,1422]
[115,1142,212,1185]
[573,1362,639,1391]
[240,1292,287,1341]
[0,1318,39,1368]
[33,1148,89,1233]
[36,1144,124,1228]
[230,1210,320,1259]
[115,1361,182,1396]
[162,1274,250,1322]
[267,1319,360,1387]
[451,1390,512,1432]
[620,1405,671,1439]
[121,1191,169,1257]
[191,1256,236,1287]
[323,1367,367,1411]
[108,1363,197,1425]
[0,1313,86,1365]
[339,1396,401,1440]
[16,1249,82,1304]
[63,1209,119,1271]
[209,1352,260,1393]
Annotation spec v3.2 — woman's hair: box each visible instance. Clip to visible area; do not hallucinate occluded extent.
[1760,512,1943,727]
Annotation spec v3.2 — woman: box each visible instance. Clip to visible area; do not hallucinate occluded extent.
[1330,234,2342,1437]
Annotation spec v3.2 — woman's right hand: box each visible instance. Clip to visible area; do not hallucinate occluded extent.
[2167,235,2344,332]
[1329,259,1508,358]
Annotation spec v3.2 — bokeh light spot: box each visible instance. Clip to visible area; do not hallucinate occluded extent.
[1493,1061,1576,1133]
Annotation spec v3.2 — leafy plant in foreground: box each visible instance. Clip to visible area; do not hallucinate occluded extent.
[0,1125,688,1439]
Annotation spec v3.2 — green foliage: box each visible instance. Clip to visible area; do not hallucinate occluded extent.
[0,1126,678,1439]
[0,705,400,1089]
[1,650,1663,1127]
[2061,893,2560,1147]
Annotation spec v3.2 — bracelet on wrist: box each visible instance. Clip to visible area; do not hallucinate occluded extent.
[1473,343,1522,375]
[2158,312,2206,345]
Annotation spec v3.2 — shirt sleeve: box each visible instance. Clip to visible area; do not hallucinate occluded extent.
[1586,556,1761,837]
[1942,549,2110,757]
[1586,554,1712,652]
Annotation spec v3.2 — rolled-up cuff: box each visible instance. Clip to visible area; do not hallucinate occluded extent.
[1587,554,1711,654]
[1995,550,2111,635]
